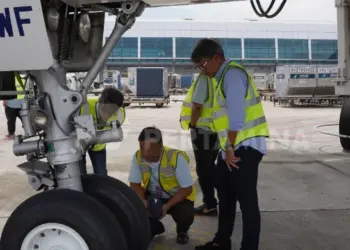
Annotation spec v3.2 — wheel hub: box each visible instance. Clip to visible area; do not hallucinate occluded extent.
[21,223,89,250]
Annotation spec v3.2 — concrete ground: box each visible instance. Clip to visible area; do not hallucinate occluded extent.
[0,97,349,249]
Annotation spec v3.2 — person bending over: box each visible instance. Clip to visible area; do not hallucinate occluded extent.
[79,87,125,176]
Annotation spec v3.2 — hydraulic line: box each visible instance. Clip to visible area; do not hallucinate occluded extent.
[250,0,287,18]
[315,123,350,139]
[59,4,72,61]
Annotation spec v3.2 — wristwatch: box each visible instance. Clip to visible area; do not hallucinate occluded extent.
[225,142,234,151]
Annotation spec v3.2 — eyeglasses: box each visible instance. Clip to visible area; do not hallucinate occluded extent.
[195,61,208,71]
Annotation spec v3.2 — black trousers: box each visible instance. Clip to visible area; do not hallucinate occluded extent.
[149,199,194,235]
[214,146,263,250]
[5,106,21,135]
[190,127,219,208]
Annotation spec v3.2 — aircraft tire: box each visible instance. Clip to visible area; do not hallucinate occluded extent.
[339,100,350,151]
[0,189,127,250]
[82,174,151,250]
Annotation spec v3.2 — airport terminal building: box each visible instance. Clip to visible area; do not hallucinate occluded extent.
[104,19,338,74]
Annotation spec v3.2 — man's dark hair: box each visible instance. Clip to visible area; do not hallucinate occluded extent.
[191,38,225,63]
[100,86,124,107]
[138,126,163,144]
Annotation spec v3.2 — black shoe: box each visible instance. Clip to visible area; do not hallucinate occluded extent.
[195,241,231,250]
[150,219,165,239]
[194,204,217,216]
[176,232,189,244]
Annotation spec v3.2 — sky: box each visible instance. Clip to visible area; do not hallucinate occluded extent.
[133,0,336,23]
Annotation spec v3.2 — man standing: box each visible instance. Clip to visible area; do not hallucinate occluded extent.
[4,74,25,139]
[192,38,269,250]
[128,127,195,244]
[79,87,125,176]
[180,73,219,216]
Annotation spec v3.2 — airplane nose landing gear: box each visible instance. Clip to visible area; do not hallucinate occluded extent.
[0,0,150,249]
[0,189,128,250]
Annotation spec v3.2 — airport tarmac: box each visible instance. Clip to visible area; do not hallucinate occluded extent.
[0,97,349,249]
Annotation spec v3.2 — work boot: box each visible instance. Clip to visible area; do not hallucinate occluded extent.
[5,134,14,140]
[176,232,189,244]
[194,204,217,216]
[195,241,231,250]
[150,218,165,239]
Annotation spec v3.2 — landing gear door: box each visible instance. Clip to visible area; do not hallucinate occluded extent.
[0,71,17,100]
[0,0,54,71]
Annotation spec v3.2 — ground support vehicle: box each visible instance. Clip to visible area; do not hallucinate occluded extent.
[123,94,170,108]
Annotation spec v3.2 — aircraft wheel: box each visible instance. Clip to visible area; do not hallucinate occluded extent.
[339,100,350,151]
[0,189,127,250]
[82,175,151,250]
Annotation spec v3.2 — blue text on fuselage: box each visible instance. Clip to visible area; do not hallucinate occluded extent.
[0,6,33,38]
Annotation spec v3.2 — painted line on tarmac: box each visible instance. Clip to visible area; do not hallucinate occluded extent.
[323,158,349,162]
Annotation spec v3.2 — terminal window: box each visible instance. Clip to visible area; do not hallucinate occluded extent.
[110,37,138,58]
[175,38,200,58]
[244,38,276,59]
[278,39,309,59]
[311,39,337,60]
[141,37,173,58]
[217,38,242,59]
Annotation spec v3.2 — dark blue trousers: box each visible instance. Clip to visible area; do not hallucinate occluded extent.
[79,148,107,176]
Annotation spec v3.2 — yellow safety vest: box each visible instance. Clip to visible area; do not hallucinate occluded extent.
[213,61,269,151]
[80,97,126,151]
[136,146,196,202]
[15,73,25,99]
[179,75,217,132]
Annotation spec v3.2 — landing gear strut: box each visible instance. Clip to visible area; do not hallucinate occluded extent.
[0,1,150,249]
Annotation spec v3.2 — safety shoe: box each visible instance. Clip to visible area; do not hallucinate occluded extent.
[194,204,217,216]
[176,232,189,244]
[5,134,14,140]
[195,241,231,250]
[150,218,165,239]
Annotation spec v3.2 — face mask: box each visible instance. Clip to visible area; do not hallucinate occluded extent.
[99,103,118,122]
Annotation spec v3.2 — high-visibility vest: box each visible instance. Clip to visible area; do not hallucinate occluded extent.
[212,61,269,151]
[136,146,196,202]
[179,75,217,132]
[80,96,126,151]
[15,73,25,100]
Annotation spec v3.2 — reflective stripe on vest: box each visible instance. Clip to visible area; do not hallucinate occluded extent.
[179,75,217,131]
[80,97,126,151]
[136,146,196,202]
[15,73,25,100]
[212,61,269,150]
